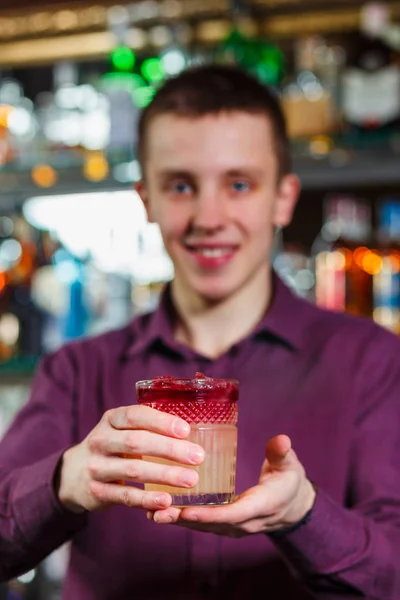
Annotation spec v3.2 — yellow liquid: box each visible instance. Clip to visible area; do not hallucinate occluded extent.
[143,424,237,506]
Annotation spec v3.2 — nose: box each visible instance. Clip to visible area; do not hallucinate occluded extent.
[192,187,227,232]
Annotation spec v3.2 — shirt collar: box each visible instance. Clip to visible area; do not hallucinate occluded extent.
[125,270,309,358]
[124,283,180,358]
[254,271,309,350]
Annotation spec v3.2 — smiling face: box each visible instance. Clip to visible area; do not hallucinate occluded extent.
[137,111,300,304]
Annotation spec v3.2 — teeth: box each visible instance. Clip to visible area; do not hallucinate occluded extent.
[196,248,230,257]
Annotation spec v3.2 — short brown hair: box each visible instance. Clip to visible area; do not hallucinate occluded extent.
[137,63,291,179]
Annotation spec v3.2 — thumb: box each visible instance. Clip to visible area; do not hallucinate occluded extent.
[265,434,297,469]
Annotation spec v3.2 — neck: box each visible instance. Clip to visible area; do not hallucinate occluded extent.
[172,265,273,359]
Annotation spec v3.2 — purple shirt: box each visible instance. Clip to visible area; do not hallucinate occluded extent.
[1,273,400,599]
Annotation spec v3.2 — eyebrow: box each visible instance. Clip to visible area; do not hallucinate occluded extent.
[156,168,264,181]
[157,170,195,181]
[224,168,264,179]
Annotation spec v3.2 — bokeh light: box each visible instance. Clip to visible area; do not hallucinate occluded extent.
[31,164,58,188]
[0,104,14,128]
[0,313,20,346]
[141,58,165,82]
[111,46,136,72]
[83,153,109,182]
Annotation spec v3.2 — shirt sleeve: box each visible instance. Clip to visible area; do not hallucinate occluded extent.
[271,325,400,599]
[0,346,87,583]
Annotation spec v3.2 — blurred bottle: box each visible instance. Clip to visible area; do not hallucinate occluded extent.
[63,256,90,342]
[0,105,15,166]
[216,15,285,89]
[312,195,375,316]
[9,216,38,285]
[9,217,43,358]
[273,229,315,301]
[0,78,38,166]
[373,199,400,333]
[342,2,400,131]
[0,215,46,363]
[282,35,343,139]
[36,61,111,154]
[0,216,27,362]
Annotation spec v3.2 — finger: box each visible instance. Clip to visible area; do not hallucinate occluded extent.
[108,405,191,439]
[99,430,204,466]
[265,435,296,469]
[177,485,267,524]
[178,496,252,524]
[151,506,183,524]
[89,456,199,488]
[89,480,172,511]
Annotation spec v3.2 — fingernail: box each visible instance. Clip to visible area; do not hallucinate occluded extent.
[154,513,172,524]
[188,446,204,464]
[155,495,169,507]
[173,419,190,438]
[180,471,197,487]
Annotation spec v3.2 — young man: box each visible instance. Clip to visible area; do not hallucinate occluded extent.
[1,65,399,600]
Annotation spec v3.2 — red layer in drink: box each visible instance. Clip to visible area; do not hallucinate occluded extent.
[136,372,239,405]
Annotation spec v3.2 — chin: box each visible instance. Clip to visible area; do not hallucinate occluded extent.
[192,280,239,304]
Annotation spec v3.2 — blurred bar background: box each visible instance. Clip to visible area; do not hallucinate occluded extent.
[1,0,400,597]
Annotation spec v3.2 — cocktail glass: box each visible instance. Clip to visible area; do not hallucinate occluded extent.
[136,373,239,506]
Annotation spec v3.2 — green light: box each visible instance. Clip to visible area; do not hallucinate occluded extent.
[100,72,145,91]
[133,86,156,108]
[111,46,136,72]
[141,58,165,83]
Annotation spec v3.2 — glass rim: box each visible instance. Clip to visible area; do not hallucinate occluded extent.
[135,377,239,390]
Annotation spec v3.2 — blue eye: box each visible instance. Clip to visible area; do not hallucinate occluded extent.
[231,180,250,193]
[171,182,192,194]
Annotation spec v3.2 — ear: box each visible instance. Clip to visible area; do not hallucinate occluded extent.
[272,174,301,228]
[135,180,155,223]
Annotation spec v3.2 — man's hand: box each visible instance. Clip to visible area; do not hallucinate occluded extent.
[56,405,204,514]
[147,435,316,537]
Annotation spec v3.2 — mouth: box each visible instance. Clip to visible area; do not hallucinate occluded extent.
[184,244,238,268]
